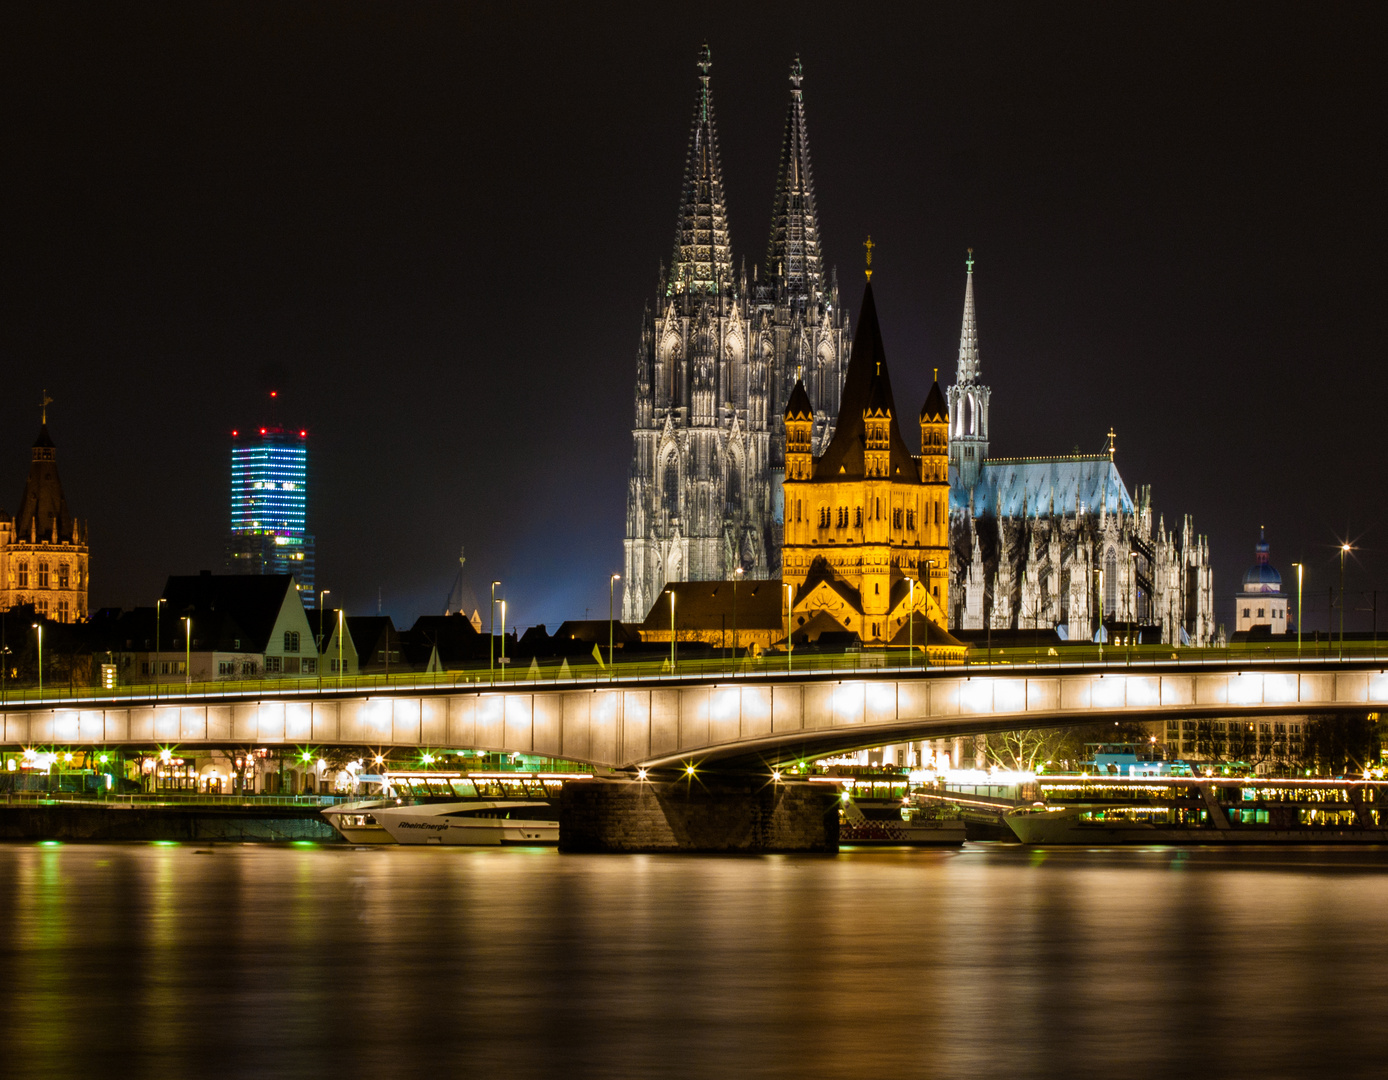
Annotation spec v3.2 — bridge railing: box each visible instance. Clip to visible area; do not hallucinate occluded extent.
[1,637,1383,708]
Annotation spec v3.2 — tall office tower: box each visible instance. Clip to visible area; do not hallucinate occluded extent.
[225,396,316,606]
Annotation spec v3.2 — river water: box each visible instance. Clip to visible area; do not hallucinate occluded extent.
[1,843,1386,1079]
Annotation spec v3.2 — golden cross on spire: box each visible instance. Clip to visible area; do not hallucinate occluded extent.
[863,235,875,281]
[1106,427,1117,462]
[40,389,52,425]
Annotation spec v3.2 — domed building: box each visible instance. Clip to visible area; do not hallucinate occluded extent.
[1235,528,1287,634]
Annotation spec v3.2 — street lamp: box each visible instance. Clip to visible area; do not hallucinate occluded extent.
[318,589,330,688]
[784,581,793,673]
[732,567,744,666]
[609,573,620,669]
[1340,543,1351,659]
[184,616,192,689]
[1129,551,1139,666]
[154,597,166,699]
[32,623,42,698]
[908,577,915,668]
[668,588,676,672]
[337,609,345,686]
[490,580,501,676]
[499,598,507,675]
[1095,569,1104,661]
[1292,562,1303,658]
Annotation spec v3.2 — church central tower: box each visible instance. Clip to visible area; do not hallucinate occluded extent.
[621,49,849,622]
[946,251,990,490]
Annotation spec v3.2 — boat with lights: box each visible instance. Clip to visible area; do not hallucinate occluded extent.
[1005,775,1388,844]
[372,801,559,845]
[320,799,396,844]
[839,797,966,846]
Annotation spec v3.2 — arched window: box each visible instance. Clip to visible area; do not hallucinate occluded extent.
[1104,549,1118,614]
[963,394,974,436]
[662,457,680,517]
[724,462,741,515]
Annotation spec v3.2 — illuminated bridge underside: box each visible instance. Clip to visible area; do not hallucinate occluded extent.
[6,667,1388,771]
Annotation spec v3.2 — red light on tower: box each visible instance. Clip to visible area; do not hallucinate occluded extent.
[270,391,278,398]
[231,430,238,437]
[260,428,266,435]
[299,430,306,437]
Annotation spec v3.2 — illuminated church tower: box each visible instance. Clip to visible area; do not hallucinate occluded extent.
[0,396,90,623]
[781,280,953,648]
[621,49,850,621]
[946,250,990,490]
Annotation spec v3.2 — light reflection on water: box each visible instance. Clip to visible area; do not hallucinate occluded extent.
[0,843,1386,1078]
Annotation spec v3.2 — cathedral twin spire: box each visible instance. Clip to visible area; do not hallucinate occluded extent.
[668,47,824,299]
[956,249,982,384]
[670,44,734,295]
[766,55,823,300]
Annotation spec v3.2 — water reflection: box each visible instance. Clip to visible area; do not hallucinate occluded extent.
[0,843,1385,1078]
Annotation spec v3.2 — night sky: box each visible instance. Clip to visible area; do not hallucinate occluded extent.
[2,3,1383,635]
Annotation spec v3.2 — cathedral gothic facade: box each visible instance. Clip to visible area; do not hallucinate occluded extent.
[944,258,1215,646]
[621,49,850,621]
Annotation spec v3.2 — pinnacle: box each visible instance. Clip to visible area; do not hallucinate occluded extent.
[669,44,733,296]
[956,251,981,383]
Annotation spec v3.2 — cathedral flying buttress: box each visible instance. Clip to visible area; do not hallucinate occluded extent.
[622,48,849,621]
[945,254,1216,646]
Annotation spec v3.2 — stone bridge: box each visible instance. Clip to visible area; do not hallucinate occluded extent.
[5,660,1386,772]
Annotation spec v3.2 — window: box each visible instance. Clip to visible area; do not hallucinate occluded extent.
[36,599,48,614]
[1243,608,1250,618]
[284,631,301,653]
[37,563,49,588]
[56,600,69,621]
[1103,549,1117,612]
[58,564,69,589]
[16,562,28,588]
[302,658,317,674]
[854,507,862,528]
[241,661,257,675]
[265,656,282,674]
[819,506,829,528]
[218,661,235,676]
[141,661,151,675]
[662,457,679,517]
[1257,608,1264,619]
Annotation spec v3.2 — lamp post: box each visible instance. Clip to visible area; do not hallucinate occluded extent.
[184,616,192,689]
[1129,551,1139,666]
[732,567,743,666]
[337,609,344,686]
[1340,543,1351,659]
[668,589,676,673]
[489,581,501,678]
[1292,562,1303,658]
[924,559,936,672]
[1095,569,1104,662]
[32,622,42,698]
[499,599,507,678]
[784,582,793,673]
[318,589,330,689]
[609,573,620,669]
[908,577,915,668]
[154,597,166,699]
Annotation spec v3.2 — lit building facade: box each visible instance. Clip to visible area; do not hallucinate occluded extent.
[781,281,954,650]
[226,417,316,605]
[621,49,851,621]
[1235,528,1286,634]
[0,412,89,623]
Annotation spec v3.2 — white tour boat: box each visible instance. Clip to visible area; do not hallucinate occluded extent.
[372,800,559,846]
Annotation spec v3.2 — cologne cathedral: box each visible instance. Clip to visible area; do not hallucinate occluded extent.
[945,256,1216,646]
[621,48,850,622]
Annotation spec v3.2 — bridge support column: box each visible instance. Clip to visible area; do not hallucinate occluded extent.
[559,778,839,854]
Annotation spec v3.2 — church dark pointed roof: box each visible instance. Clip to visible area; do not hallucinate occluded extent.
[784,378,813,421]
[765,56,822,299]
[813,282,917,480]
[16,424,74,541]
[669,44,733,295]
[921,378,947,422]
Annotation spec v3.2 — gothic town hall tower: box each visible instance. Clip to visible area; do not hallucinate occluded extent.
[621,48,850,621]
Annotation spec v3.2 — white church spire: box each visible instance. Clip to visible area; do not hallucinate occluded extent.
[947,249,991,491]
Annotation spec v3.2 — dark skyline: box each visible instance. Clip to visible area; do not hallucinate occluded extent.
[2,3,1383,634]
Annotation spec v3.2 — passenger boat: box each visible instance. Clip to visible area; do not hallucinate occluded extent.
[839,798,966,846]
[320,799,396,844]
[1005,775,1388,844]
[372,800,559,846]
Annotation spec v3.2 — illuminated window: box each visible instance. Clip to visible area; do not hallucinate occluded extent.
[37,563,49,589]
[16,562,27,588]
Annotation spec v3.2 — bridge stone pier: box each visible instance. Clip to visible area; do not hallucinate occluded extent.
[559,777,839,853]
